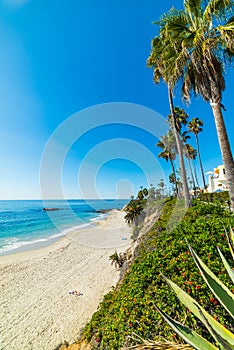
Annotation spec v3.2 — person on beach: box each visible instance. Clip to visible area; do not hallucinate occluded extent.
[69,289,83,296]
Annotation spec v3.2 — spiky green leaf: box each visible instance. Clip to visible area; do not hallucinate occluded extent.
[225,227,234,259]
[217,247,234,283]
[164,276,234,346]
[197,306,234,350]
[188,245,234,318]
[156,305,218,350]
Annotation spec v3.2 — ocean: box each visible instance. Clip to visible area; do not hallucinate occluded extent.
[0,199,128,256]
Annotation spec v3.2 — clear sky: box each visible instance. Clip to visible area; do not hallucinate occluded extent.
[0,0,234,200]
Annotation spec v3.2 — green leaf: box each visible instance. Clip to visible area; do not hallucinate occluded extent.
[155,305,218,350]
[217,247,234,283]
[188,245,234,318]
[164,276,234,346]
[225,227,234,259]
[197,306,234,350]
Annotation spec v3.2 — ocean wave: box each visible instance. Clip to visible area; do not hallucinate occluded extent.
[0,232,64,255]
[90,213,106,222]
[0,221,95,255]
[62,222,92,234]
[0,211,108,256]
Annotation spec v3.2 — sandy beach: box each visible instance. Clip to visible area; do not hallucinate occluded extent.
[0,210,131,350]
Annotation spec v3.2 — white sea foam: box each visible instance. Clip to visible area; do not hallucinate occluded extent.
[0,218,101,255]
[0,232,64,254]
[62,222,92,234]
[90,214,106,222]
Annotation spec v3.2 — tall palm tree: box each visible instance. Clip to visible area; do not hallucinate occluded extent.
[148,36,191,207]
[157,130,179,196]
[167,108,192,201]
[167,107,189,133]
[159,0,234,209]
[156,129,178,195]
[181,131,190,144]
[158,179,165,196]
[188,117,206,189]
[184,143,200,191]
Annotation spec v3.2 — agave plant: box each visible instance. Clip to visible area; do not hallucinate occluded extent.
[156,228,234,350]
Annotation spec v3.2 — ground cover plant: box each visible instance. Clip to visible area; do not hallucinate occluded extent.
[82,198,234,349]
[156,231,234,349]
[198,191,230,204]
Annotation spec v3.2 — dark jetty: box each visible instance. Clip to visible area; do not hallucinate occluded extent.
[95,209,112,214]
[43,208,60,211]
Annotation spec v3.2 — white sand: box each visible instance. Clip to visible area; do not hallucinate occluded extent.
[0,210,131,350]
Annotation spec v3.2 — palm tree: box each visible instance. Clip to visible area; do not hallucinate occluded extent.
[148,36,191,207]
[167,107,189,133]
[188,117,206,189]
[184,143,200,192]
[167,107,192,202]
[148,184,156,200]
[124,200,144,224]
[159,0,234,210]
[169,173,177,195]
[158,179,165,196]
[181,131,190,144]
[157,130,179,196]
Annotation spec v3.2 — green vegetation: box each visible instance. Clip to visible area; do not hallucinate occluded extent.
[123,188,148,225]
[198,191,230,204]
[82,198,234,349]
[157,229,234,349]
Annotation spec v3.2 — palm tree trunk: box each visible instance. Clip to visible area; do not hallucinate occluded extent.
[187,158,196,195]
[210,102,234,211]
[169,158,179,197]
[192,159,200,190]
[195,134,206,189]
[168,86,191,207]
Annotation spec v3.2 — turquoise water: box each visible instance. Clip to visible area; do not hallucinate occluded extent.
[0,199,128,256]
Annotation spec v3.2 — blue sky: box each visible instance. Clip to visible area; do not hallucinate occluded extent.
[0,0,233,199]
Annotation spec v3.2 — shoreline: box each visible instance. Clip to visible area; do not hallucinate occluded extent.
[0,211,109,257]
[0,221,96,258]
[0,210,125,263]
[0,209,132,349]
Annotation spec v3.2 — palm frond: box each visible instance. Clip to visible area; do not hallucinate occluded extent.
[188,117,204,135]
[203,0,234,23]
[182,65,196,102]
[158,151,170,162]
[217,17,234,57]
[184,0,202,13]
[184,0,203,24]
[159,8,185,27]
[164,14,192,38]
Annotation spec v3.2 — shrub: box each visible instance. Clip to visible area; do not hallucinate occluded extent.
[82,199,234,349]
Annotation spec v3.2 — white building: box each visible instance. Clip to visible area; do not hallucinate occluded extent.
[207,165,228,193]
